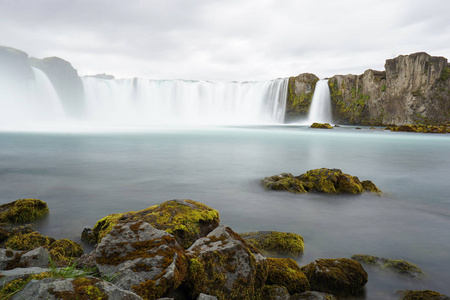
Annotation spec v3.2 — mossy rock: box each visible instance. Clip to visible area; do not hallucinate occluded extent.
[397,290,450,300]
[310,123,333,129]
[266,257,310,294]
[239,231,304,257]
[5,231,55,251]
[290,291,336,299]
[300,258,368,296]
[87,199,220,248]
[49,239,84,262]
[262,168,382,195]
[351,254,423,278]
[0,199,49,224]
[387,125,448,134]
[262,285,290,300]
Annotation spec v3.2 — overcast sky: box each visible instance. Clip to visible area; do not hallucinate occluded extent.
[1,0,449,81]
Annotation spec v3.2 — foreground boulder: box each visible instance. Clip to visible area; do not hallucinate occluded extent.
[8,276,143,300]
[266,257,309,294]
[262,169,381,195]
[300,258,368,296]
[94,221,187,299]
[0,199,49,224]
[186,225,268,300]
[0,247,49,270]
[240,231,304,257]
[85,199,220,248]
[351,254,423,278]
[397,290,450,300]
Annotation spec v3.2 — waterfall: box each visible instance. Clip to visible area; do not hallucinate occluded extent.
[81,77,288,127]
[307,79,332,124]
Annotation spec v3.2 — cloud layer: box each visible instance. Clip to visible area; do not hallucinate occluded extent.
[1,0,449,81]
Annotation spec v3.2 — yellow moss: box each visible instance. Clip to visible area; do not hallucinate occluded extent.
[240,231,304,257]
[266,257,310,294]
[310,122,333,129]
[50,277,107,300]
[5,231,55,251]
[0,199,49,224]
[49,239,84,262]
[398,289,449,300]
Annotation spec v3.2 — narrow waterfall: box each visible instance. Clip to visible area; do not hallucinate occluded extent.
[307,79,332,124]
[81,77,288,127]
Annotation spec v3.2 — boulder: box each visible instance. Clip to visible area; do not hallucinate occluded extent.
[94,221,187,299]
[266,257,309,294]
[262,285,290,300]
[0,267,50,286]
[387,124,449,133]
[310,123,333,129]
[290,291,336,300]
[262,169,382,195]
[48,239,84,262]
[0,199,49,224]
[0,247,49,270]
[351,254,423,278]
[5,231,55,251]
[397,290,450,300]
[285,73,320,122]
[197,293,219,300]
[185,225,268,300]
[9,276,143,300]
[239,231,304,257]
[86,199,220,248]
[300,258,368,296]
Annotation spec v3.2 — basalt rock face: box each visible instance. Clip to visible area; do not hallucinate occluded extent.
[30,56,85,118]
[329,52,450,125]
[285,73,319,123]
[0,46,34,83]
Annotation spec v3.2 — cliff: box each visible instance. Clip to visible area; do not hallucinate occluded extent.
[285,73,319,123]
[0,46,34,87]
[328,52,450,125]
[30,57,85,118]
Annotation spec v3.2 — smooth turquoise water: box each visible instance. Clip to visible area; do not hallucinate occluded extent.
[1,126,449,299]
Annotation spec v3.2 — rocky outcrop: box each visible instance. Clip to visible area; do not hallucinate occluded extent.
[84,199,220,248]
[285,73,319,122]
[266,257,309,295]
[0,46,34,83]
[262,285,290,300]
[30,56,85,118]
[239,231,304,257]
[310,122,333,129]
[397,290,450,300]
[94,221,187,299]
[185,225,268,300]
[300,258,368,296]
[328,52,450,126]
[262,169,382,195]
[290,291,336,300]
[351,254,423,278]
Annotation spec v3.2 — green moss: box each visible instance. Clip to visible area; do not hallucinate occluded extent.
[398,289,449,300]
[0,199,49,224]
[381,84,386,92]
[285,76,319,122]
[262,285,290,300]
[50,277,107,300]
[240,231,304,257]
[441,67,450,81]
[0,272,54,299]
[5,231,55,251]
[310,123,333,129]
[90,199,220,248]
[49,239,84,262]
[361,181,382,195]
[388,124,448,134]
[266,258,310,294]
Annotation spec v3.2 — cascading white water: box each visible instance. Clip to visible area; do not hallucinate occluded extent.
[81,77,288,127]
[0,67,65,130]
[307,79,332,124]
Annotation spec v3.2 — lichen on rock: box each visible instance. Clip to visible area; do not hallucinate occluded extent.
[262,168,382,195]
[48,239,84,262]
[0,199,49,224]
[262,285,290,300]
[310,123,333,129]
[86,199,220,248]
[351,254,423,278]
[300,258,368,296]
[266,257,309,294]
[5,231,55,252]
[239,231,304,257]
[185,225,268,300]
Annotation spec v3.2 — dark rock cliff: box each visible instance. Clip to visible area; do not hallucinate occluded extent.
[328,52,450,125]
[30,57,85,118]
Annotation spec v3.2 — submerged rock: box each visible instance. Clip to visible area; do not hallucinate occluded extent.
[351,254,423,278]
[239,231,304,257]
[86,199,220,248]
[310,123,333,129]
[266,257,310,294]
[185,225,268,300]
[397,290,450,300]
[0,199,49,224]
[94,221,187,299]
[262,168,382,195]
[300,258,368,296]
[386,124,449,133]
